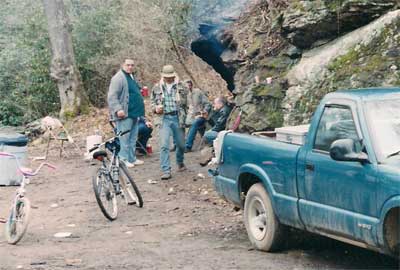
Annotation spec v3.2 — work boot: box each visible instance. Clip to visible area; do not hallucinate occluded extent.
[177,163,187,172]
[184,147,192,153]
[161,172,172,180]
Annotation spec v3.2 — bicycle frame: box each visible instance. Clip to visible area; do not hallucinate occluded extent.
[90,123,143,219]
[8,175,27,223]
[0,151,55,244]
[14,175,29,199]
[89,127,130,194]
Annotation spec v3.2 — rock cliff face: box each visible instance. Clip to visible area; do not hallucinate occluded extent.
[213,0,400,132]
[282,0,397,49]
[285,10,400,125]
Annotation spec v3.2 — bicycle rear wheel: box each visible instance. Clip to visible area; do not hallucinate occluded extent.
[92,168,118,221]
[119,163,143,208]
[5,197,31,244]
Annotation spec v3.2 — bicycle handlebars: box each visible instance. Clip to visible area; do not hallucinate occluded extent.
[0,152,56,177]
[88,129,130,153]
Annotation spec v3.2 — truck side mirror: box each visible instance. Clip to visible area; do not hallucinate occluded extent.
[330,139,369,163]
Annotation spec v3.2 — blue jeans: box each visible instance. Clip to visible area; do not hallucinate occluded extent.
[160,115,184,173]
[185,117,206,149]
[137,122,152,154]
[204,130,218,145]
[116,117,139,163]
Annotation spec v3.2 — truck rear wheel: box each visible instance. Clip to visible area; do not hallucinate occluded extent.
[244,183,285,252]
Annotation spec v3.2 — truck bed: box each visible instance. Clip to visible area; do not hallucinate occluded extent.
[217,132,302,205]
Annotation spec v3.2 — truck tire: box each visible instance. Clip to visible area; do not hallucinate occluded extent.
[244,183,285,252]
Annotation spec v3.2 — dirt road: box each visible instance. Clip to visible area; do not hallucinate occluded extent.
[0,143,397,270]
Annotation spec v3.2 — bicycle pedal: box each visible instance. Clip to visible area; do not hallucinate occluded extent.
[127,201,137,205]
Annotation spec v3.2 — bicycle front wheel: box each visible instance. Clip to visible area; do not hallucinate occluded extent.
[5,197,31,245]
[119,163,143,208]
[92,169,118,221]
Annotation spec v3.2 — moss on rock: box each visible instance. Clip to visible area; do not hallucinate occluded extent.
[247,36,263,57]
[252,83,284,98]
[289,18,400,124]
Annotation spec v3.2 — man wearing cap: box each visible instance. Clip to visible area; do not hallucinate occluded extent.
[151,65,188,180]
[184,79,211,152]
[108,59,145,168]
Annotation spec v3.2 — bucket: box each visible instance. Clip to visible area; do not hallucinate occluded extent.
[86,134,102,153]
[146,144,153,155]
[141,86,149,97]
[0,132,28,186]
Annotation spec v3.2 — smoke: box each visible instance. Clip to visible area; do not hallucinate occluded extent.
[190,0,250,27]
[189,0,255,91]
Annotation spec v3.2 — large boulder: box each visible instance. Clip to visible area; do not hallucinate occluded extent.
[284,9,400,125]
[282,0,397,49]
[209,1,399,133]
[227,78,288,133]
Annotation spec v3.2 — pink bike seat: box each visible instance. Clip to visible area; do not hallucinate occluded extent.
[19,167,33,175]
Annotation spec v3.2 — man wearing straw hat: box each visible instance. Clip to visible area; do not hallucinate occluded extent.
[151,65,188,180]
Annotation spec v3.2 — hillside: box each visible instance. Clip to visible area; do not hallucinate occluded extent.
[196,0,400,132]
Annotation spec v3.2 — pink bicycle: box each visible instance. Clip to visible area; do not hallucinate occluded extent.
[0,152,55,244]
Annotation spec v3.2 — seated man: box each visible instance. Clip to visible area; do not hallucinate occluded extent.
[183,79,211,152]
[204,97,232,145]
[136,117,153,155]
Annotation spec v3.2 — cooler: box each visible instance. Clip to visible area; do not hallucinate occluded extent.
[0,132,28,186]
[275,124,309,145]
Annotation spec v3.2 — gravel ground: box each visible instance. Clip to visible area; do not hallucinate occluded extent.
[0,141,398,270]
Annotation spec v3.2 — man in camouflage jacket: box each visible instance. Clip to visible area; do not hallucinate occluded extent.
[183,79,211,151]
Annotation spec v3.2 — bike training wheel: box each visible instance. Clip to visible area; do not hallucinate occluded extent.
[119,163,143,208]
[92,168,118,221]
[5,197,31,245]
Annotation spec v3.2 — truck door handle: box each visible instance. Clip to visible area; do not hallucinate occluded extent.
[306,163,315,171]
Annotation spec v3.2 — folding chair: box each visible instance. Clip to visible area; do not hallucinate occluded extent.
[136,140,148,155]
[41,116,81,159]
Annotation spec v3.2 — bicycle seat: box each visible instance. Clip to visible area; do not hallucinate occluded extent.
[93,150,108,160]
[19,167,33,175]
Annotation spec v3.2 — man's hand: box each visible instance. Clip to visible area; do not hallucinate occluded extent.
[155,105,164,114]
[200,111,208,119]
[117,110,126,119]
[145,121,153,128]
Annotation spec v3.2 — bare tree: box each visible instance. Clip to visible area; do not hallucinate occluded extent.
[42,0,87,119]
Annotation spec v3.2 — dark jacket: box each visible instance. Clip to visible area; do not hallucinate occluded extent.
[209,105,232,132]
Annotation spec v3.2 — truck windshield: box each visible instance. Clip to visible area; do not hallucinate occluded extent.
[365,98,400,160]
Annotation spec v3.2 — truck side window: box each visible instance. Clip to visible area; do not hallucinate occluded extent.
[314,106,359,152]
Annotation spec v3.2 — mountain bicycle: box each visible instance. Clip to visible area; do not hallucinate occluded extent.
[0,152,55,244]
[89,125,143,221]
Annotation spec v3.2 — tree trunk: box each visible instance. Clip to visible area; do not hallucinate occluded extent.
[42,0,87,119]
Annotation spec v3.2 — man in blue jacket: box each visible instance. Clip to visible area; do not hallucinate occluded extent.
[107,59,145,168]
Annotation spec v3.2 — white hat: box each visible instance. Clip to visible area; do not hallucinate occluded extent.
[161,65,177,78]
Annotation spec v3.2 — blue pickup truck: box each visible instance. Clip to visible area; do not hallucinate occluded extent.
[211,88,400,257]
